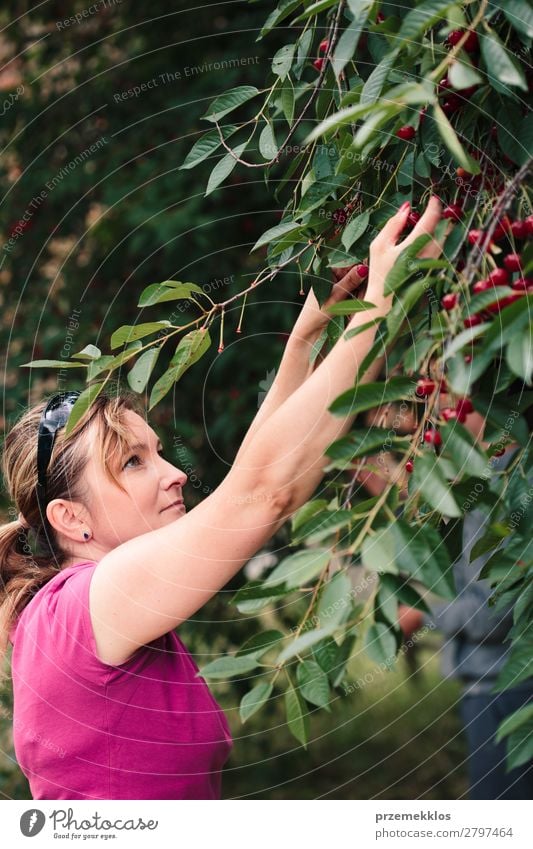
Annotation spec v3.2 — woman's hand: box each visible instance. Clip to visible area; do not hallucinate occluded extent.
[366,195,444,307]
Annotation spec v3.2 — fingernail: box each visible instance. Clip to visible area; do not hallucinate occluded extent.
[399,201,411,213]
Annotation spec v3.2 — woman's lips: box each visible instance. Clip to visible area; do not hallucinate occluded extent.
[161,499,184,512]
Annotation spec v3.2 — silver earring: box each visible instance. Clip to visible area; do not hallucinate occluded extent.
[83,530,91,541]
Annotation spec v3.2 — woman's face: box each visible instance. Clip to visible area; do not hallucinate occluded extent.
[50,410,188,565]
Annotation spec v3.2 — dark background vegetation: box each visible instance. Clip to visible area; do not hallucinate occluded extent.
[0,0,466,799]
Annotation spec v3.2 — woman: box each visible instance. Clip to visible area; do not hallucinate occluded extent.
[0,197,443,800]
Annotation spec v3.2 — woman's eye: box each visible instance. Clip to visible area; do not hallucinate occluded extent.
[123,454,141,469]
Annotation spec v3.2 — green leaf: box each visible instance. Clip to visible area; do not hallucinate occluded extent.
[203,85,260,122]
[20,359,86,369]
[318,571,353,629]
[127,347,161,393]
[281,78,295,126]
[277,627,337,664]
[493,635,533,692]
[325,299,377,316]
[325,427,401,464]
[291,0,338,24]
[411,453,462,517]
[292,509,353,545]
[440,421,489,478]
[111,321,172,349]
[240,682,273,722]
[329,377,415,417]
[148,328,211,410]
[259,0,301,38]
[502,0,533,38]
[64,382,106,436]
[71,344,101,361]
[272,43,295,80]
[480,31,528,92]
[506,331,533,383]
[365,622,397,667]
[264,548,331,589]
[361,524,398,574]
[231,581,291,614]
[292,499,329,534]
[199,654,261,680]
[398,0,458,41]
[384,234,432,294]
[304,100,384,143]
[360,51,398,105]
[258,121,277,160]
[179,125,239,170]
[496,703,533,743]
[251,219,302,252]
[236,630,284,658]
[448,53,483,90]
[341,211,369,251]
[332,6,371,81]
[137,281,204,308]
[205,140,248,196]
[443,322,491,358]
[297,660,331,709]
[284,683,308,748]
[432,102,481,172]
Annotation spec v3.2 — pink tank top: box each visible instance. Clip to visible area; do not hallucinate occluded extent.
[8,560,233,799]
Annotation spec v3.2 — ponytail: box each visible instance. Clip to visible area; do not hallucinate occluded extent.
[0,515,60,684]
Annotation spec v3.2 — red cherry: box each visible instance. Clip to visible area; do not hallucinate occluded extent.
[356,263,369,279]
[442,407,457,422]
[492,216,512,240]
[376,12,386,23]
[461,84,479,97]
[319,39,329,53]
[472,279,491,294]
[407,211,421,227]
[512,277,533,291]
[415,378,436,398]
[313,58,324,71]
[446,30,464,47]
[405,459,414,474]
[438,76,451,94]
[468,229,484,245]
[463,31,479,52]
[464,315,483,328]
[456,167,473,180]
[396,125,416,140]
[456,398,474,417]
[488,268,509,286]
[503,253,522,272]
[442,96,462,116]
[442,204,463,221]
[493,447,505,457]
[441,293,458,310]
[464,354,473,363]
[424,429,442,447]
[525,216,533,237]
[510,220,528,240]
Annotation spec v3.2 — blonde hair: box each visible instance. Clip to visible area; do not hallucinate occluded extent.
[0,387,146,681]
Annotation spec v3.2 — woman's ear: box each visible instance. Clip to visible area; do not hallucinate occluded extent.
[46,499,88,542]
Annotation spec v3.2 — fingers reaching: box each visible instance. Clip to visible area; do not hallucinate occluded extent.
[399,195,443,250]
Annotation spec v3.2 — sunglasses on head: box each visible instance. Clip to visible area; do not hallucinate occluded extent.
[36,391,81,516]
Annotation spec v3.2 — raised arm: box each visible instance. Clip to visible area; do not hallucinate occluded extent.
[88,198,442,666]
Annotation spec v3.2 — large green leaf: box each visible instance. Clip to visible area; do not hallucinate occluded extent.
[297,660,331,709]
[205,140,248,196]
[263,548,331,589]
[199,654,261,680]
[251,219,303,252]
[292,0,338,24]
[111,321,172,350]
[259,0,301,38]
[432,103,481,172]
[203,85,260,122]
[480,31,528,92]
[284,682,308,748]
[493,635,533,691]
[292,509,353,545]
[148,329,211,409]
[501,0,533,38]
[236,630,284,658]
[332,5,371,80]
[411,452,462,517]
[398,0,458,42]
[361,524,398,574]
[329,377,415,416]
[272,43,295,80]
[277,627,338,664]
[127,347,161,393]
[364,622,397,667]
[506,331,533,383]
[440,421,489,478]
[179,124,239,170]
[20,359,86,369]
[360,51,398,105]
[240,682,273,722]
[318,571,353,628]
[341,211,369,251]
[64,382,107,436]
[137,281,204,308]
